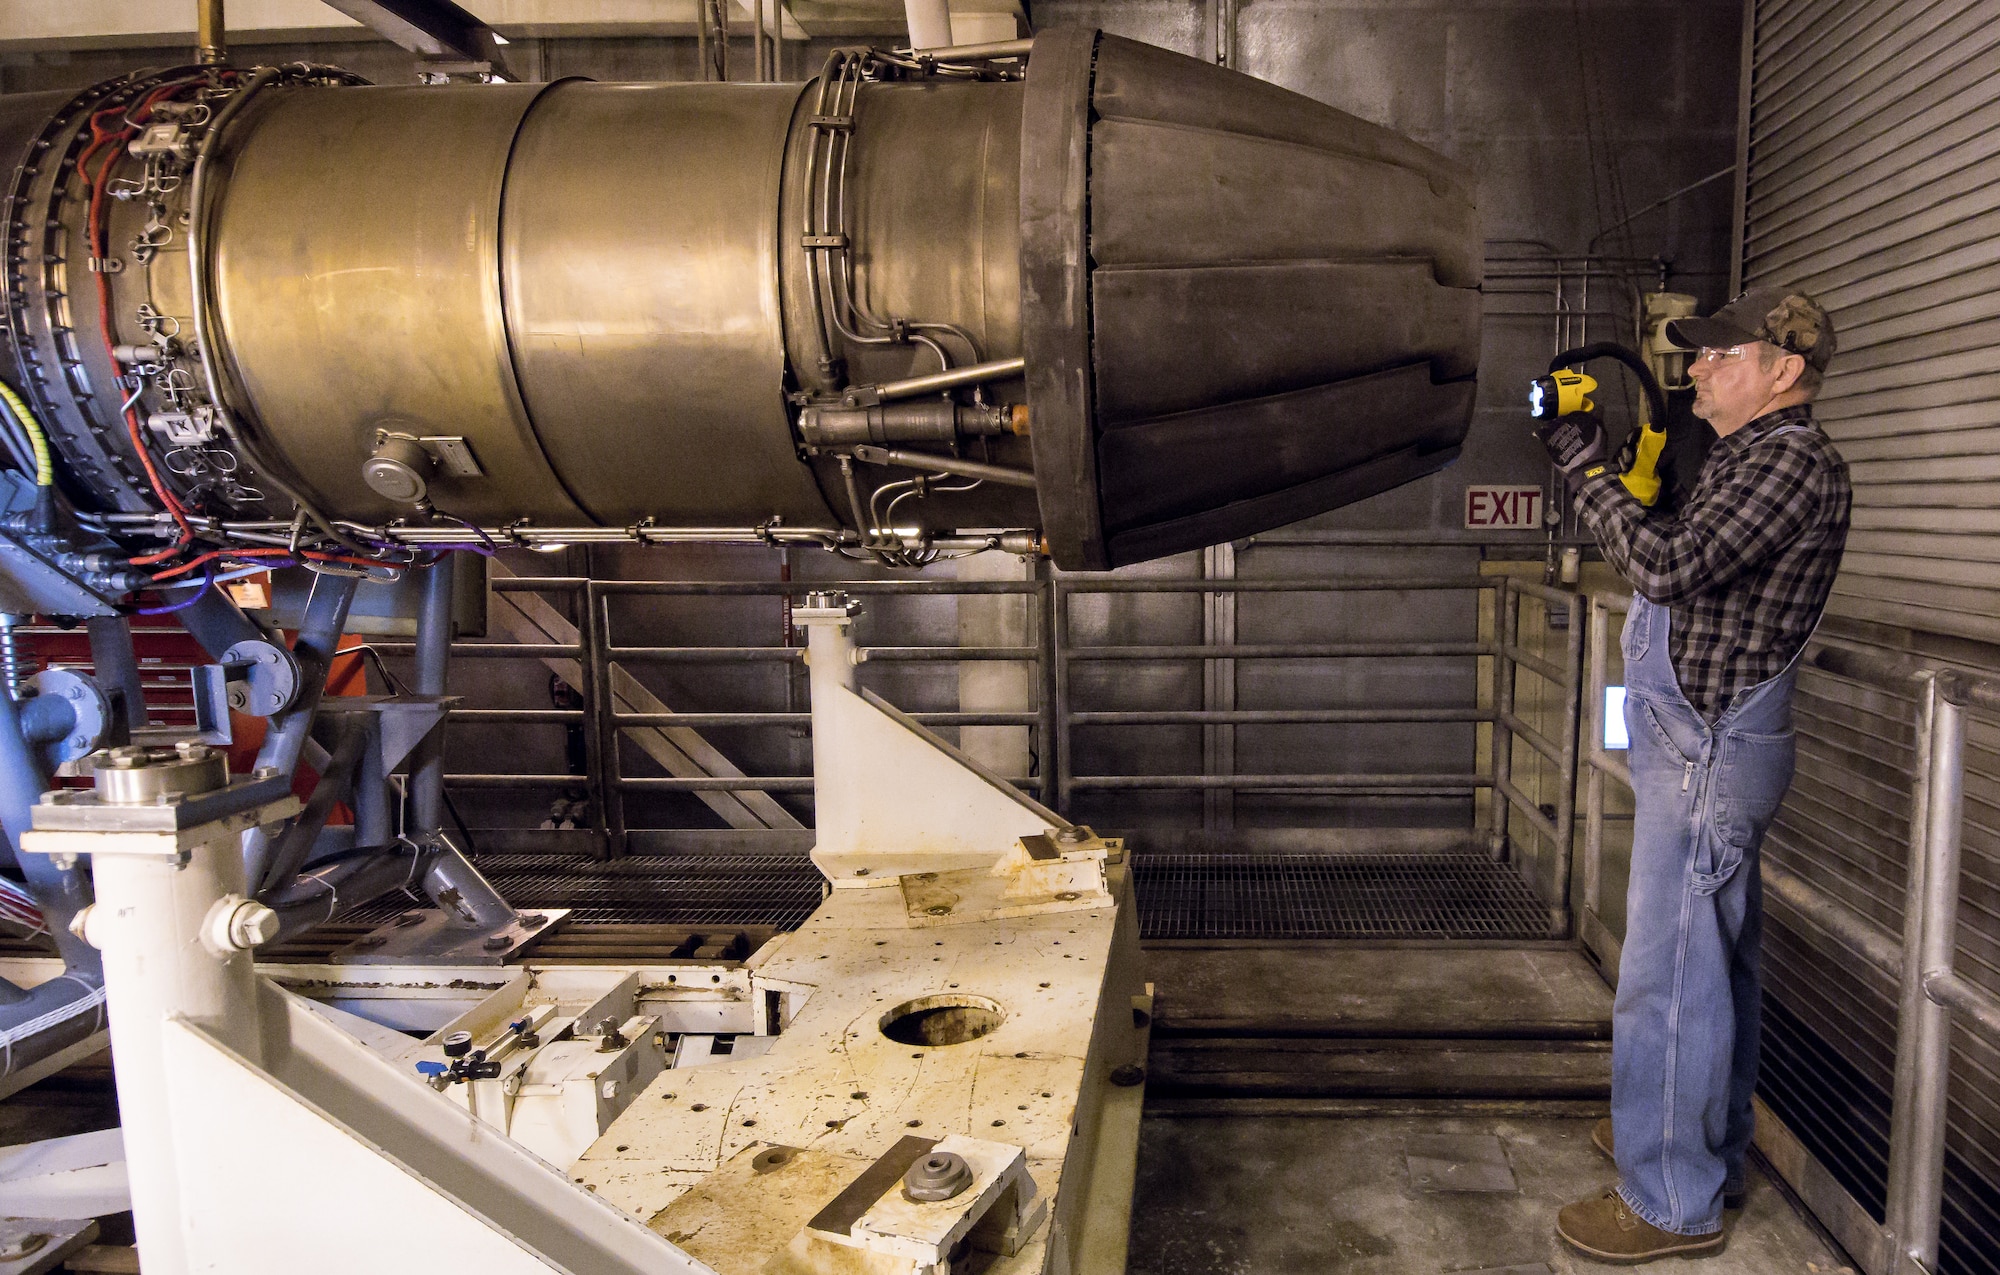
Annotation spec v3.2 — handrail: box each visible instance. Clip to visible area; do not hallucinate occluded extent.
[1055,575,1494,594]
[1045,568,1582,930]
[438,568,1589,940]
[1579,588,2000,1275]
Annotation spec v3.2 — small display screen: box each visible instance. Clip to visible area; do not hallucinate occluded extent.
[1604,687,1629,750]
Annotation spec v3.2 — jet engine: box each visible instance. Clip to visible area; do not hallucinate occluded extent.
[0,28,1478,592]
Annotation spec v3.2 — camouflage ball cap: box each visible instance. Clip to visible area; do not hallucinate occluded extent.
[1665,285,1835,371]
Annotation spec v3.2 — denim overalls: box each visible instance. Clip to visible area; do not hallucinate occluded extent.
[1612,583,1805,1236]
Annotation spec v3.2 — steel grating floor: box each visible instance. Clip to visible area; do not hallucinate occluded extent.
[338,854,828,929]
[1132,851,1553,941]
[334,849,1552,941]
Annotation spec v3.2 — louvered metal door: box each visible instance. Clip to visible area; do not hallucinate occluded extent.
[1738,3,2000,1271]
[1739,0,2000,641]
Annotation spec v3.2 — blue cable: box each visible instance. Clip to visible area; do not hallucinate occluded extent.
[135,567,216,615]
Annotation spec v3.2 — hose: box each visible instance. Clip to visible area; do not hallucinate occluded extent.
[0,380,54,488]
[0,381,45,481]
[0,975,107,1082]
[1548,342,1668,429]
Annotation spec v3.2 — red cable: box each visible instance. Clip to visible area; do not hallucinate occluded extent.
[78,77,403,582]
[151,548,395,583]
[304,552,399,571]
[73,94,197,557]
[150,547,290,581]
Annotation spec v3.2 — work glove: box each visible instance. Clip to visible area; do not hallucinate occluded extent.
[1533,415,1605,475]
[1616,423,1669,507]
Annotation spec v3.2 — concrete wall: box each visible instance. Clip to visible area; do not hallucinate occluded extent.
[0,2,1744,855]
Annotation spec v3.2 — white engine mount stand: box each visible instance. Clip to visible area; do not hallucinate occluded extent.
[11,592,1148,1275]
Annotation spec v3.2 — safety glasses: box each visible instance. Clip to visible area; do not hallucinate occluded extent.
[1693,345,1751,365]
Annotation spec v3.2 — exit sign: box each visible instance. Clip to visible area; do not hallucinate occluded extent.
[1464,485,1545,530]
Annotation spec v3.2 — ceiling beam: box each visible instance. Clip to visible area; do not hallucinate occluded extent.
[0,0,1019,53]
[318,0,515,78]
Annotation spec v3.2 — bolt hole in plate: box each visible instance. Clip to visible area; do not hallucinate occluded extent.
[879,994,1005,1047]
[751,1145,800,1175]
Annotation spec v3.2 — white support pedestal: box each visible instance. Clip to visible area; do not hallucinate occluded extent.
[797,594,1065,887]
[10,593,1146,1275]
[24,778,294,1275]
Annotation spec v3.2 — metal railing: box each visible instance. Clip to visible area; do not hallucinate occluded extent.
[394,568,1587,918]
[1580,589,2000,1275]
[420,575,1053,856]
[1052,571,1584,935]
[1579,591,1634,965]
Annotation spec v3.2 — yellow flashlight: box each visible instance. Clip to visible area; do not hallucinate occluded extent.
[1528,369,1598,420]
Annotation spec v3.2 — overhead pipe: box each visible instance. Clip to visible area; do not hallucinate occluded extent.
[196,0,226,66]
[843,356,1028,407]
[851,446,1039,488]
[902,37,1033,61]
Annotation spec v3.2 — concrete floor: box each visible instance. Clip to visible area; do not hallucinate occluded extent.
[1127,1113,1844,1275]
[4,1060,1848,1273]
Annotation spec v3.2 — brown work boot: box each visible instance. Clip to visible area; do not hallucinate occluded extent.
[1589,1121,1746,1209]
[1557,1189,1725,1264]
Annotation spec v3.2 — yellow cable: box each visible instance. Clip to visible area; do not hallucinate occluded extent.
[0,380,53,488]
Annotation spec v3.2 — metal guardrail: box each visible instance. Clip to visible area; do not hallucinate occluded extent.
[1052,572,1583,936]
[414,575,1054,855]
[396,570,1587,937]
[1580,589,2000,1275]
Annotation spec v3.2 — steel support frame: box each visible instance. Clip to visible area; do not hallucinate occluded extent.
[318,0,517,79]
[1576,590,2000,1275]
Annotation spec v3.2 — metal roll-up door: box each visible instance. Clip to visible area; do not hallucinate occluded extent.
[1740,0,2000,641]
[1739,4,2000,1272]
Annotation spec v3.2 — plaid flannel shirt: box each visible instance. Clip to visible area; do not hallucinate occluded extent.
[1574,405,1851,721]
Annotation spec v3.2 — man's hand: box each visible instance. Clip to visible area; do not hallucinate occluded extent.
[1534,416,1606,474]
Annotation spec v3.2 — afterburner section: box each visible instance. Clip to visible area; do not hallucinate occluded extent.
[1022,31,1483,569]
[502,80,831,528]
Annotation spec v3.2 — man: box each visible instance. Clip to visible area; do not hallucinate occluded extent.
[1535,287,1851,1262]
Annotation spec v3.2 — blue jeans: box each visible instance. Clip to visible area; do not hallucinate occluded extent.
[1612,595,1798,1235]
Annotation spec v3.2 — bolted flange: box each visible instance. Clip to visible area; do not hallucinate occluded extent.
[22,668,111,765]
[219,638,302,717]
[91,740,228,805]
